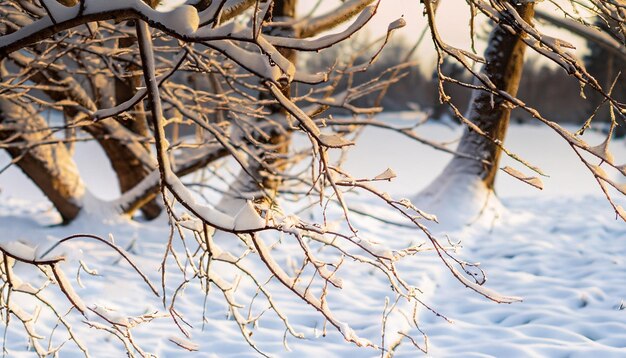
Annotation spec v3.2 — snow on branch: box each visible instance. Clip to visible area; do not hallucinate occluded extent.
[266,4,378,51]
[295,0,377,38]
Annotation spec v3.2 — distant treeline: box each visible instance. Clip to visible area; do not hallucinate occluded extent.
[301,37,625,130]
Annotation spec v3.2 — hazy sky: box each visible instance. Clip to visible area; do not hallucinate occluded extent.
[299,0,589,64]
[299,0,466,49]
[160,0,590,68]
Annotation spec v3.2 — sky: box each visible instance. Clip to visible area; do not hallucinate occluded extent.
[160,0,591,70]
[298,0,590,66]
[299,0,467,49]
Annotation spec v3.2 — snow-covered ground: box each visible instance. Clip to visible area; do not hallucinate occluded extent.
[1,114,625,357]
[423,196,626,358]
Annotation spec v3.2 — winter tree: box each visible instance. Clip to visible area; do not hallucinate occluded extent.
[415,0,626,224]
[0,0,625,356]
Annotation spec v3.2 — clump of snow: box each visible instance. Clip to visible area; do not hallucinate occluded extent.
[178,217,207,233]
[0,240,38,261]
[91,305,130,327]
[169,336,199,351]
[233,200,265,231]
[166,172,264,231]
[160,5,199,35]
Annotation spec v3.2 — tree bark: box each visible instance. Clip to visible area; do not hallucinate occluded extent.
[259,0,296,195]
[99,4,161,219]
[0,100,85,223]
[413,2,535,225]
[446,3,535,190]
[98,33,162,219]
[9,51,161,220]
[226,0,296,204]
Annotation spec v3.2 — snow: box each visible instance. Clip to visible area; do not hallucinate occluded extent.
[233,200,266,231]
[413,171,501,230]
[166,172,265,231]
[0,240,38,261]
[420,196,626,357]
[164,5,200,35]
[168,336,200,351]
[1,112,626,356]
[53,263,88,314]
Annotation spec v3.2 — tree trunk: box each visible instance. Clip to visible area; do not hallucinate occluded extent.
[223,0,296,208]
[259,0,296,195]
[443,3,535,189]
[94,32,162,219]
[96,5,161,219]
[43,0,161,219]
[9,51,161,220]
[414,2,534,225]
[0,100,85,223]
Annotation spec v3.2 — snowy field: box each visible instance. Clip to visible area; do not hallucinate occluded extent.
[1,113,626,357]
